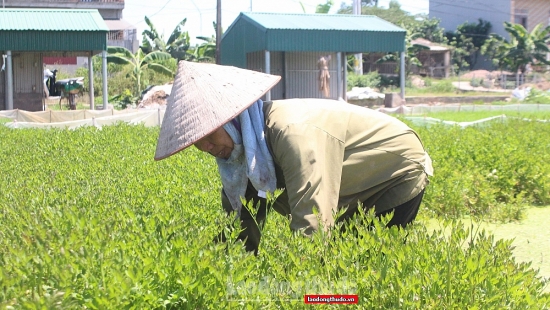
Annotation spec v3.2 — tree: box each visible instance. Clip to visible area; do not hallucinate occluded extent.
[409,17,447,44]
[480,33,507,70]
[375,29,429,78]
[447,35,474,76]
[315,0,333,13]
[187,22,217,63]
[499,22,550,75]
[337,0,417,27]
[189,35,216,63]
[445,19,492,69]
[141,16,191,61]
[106,46,175,96]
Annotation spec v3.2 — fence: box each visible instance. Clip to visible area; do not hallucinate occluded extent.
[378,103,550,115]
[2,104,548,130]
[377,103,550,127]
[459,72,547,90]
[0,108,165,129]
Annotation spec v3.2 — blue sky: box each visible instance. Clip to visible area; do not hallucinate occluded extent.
[122,0,429,45]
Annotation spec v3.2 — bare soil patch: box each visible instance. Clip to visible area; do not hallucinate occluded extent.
[139,90,168,107]
[460,70,514,80]
[461,70,493,79]
[522,81,550,91]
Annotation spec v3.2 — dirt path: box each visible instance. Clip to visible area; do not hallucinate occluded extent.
[423,206,550,292]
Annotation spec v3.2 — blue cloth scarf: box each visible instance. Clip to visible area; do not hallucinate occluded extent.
[215,99,277,213]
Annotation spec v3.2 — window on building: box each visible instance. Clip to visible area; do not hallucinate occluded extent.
[108,30,124,41]
[515,9,528,29]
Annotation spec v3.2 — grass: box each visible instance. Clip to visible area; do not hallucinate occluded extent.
[421,205,550,293]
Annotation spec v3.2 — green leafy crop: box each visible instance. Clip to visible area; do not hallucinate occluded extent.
[0,122,548,309]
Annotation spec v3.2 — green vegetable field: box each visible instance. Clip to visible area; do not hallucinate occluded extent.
[1,119,549,309]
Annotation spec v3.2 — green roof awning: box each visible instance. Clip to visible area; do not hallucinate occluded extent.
[221,12,406,67]
[0,8,108,52]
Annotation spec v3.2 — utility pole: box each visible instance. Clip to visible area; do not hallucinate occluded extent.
[353,0,363,75]
[216,0,222,64]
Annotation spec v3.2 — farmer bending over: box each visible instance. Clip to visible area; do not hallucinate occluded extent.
[155,61,433,254]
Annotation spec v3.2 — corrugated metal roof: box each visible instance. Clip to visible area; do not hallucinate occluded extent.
[221,12,406,68]
[240,12,405,32]
[0,8,108,31]
[0,8,108,52]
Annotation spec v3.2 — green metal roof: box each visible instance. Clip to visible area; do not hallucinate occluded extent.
[237,12,405,32]
[0,8,108,52]
[221,12,406,67]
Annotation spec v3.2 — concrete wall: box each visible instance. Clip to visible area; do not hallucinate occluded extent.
[98,8,122,20]
[3,0,124,20]
[42,52,94,77]
[513,0,550,31]
[430,0,512,39]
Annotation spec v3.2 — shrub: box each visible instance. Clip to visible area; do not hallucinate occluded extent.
[423,78,433,87]
[347,71,381,90]
[426,79,455,93]
[524,88,550,104]
[380,75,400,91]
[110,89,138,109]
[470,77,483,87]
[415,119,550,220]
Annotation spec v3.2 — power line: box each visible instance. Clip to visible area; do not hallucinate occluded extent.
[429,0,511,16]
[148,0,175,19]
[130,0,175,28]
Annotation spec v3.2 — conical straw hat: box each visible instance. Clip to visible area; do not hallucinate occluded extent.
[154,61,281,161]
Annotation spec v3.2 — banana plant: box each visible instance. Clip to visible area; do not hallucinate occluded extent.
[188,35,216,63]
[141,16,191,61]
[187,22,217,63]
[499,22,550,75]
[106,46,174,96]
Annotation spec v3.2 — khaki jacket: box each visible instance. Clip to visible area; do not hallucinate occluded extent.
[222,98,432,241]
